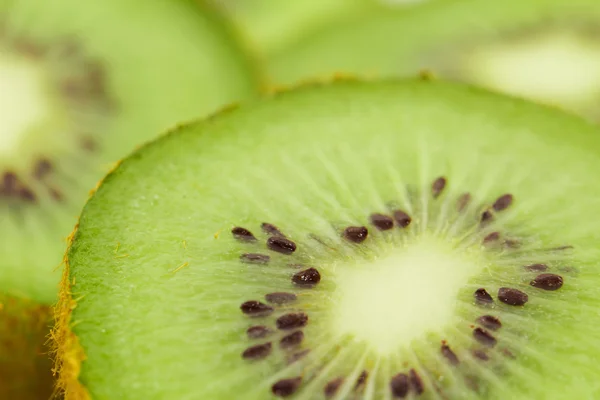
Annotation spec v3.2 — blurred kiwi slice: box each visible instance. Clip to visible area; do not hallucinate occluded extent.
[210,0,384,58]
[56,78,600,399]
[269,0,600,122]
[0,0,259,396]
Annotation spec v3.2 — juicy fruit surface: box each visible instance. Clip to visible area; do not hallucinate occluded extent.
[0,0,258,304]
[63,80,600,399]
[269,0,600,122]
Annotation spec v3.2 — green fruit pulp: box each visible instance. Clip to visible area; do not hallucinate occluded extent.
[62,79,600,399]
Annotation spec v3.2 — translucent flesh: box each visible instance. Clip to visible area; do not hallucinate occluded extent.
[269,0,600,121]
[63,80,600,399]
[0,0,259,304]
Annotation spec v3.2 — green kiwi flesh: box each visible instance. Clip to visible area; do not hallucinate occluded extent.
[0,0,259,396]
[269,0,600,122]
[58,79,600,399]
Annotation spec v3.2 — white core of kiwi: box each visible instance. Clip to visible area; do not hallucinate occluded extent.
[465,31,600,107]
[332,234,484,354]
[0,56,48,155]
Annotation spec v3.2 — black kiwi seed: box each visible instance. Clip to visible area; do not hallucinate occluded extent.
[81,136,98,152]
[456,192,471,211]
[262,222,285,237]
[267,236,297,254]
[246,325,272,339]
[240,253,270,264]
[21,187,37,202]
[431,176,447,198]
[497,287,529,306]
[272,377,302,397]
[280,331,304,349]
[465,376,480,392]
[393,210,412,228]
[2,172,17,191]
[2,172,37,202]
[343,226,369,243]
[504,239,521,249]
[324,377,344,398]
[276,313,308,330]
[483,231,500,244]
[265,292,297,304]
[472,328,497,347]
[292,267,321,287]
[502,348,516,359]
[260,222,285,236]
[530,273,564,291]
[476,315,502,331]
[240,301,274,317]
[370,213,394,230]
[524,263,548,272]
[49,188,64,202]
[354,370,368,389]
[472,350,489,361]
[409,369,424,395]
[231,227,257,242]
[390,373,410,398]
[474,288,494,305]
[441,343,460,365]
[242,342,272,360]
[480,210,493,224]
[551,245,574,251]
[492,194,514,211]
[287,349,310,364]
[33,159,53,180]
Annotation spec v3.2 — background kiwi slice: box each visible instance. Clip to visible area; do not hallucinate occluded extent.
[56,78,600,399]
[0,0,259,396]
[210,0,385,59]
[269,0,600,122]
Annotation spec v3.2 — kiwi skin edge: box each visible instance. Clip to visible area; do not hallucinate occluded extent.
[51,152,127,400]
[52,225,88,400]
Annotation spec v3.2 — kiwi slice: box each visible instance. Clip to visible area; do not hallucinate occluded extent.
[0,0,258,396]
[210,0,384,58]
[56,78,600,399]
[269,0,600,122]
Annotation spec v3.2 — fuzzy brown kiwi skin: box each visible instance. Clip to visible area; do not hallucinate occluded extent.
[0,296,54,399]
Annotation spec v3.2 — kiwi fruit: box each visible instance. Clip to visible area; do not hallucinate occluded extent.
[210,0,384,58]
[0,0,259,396]
[268,0,600,122]
[55,78,600,399]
